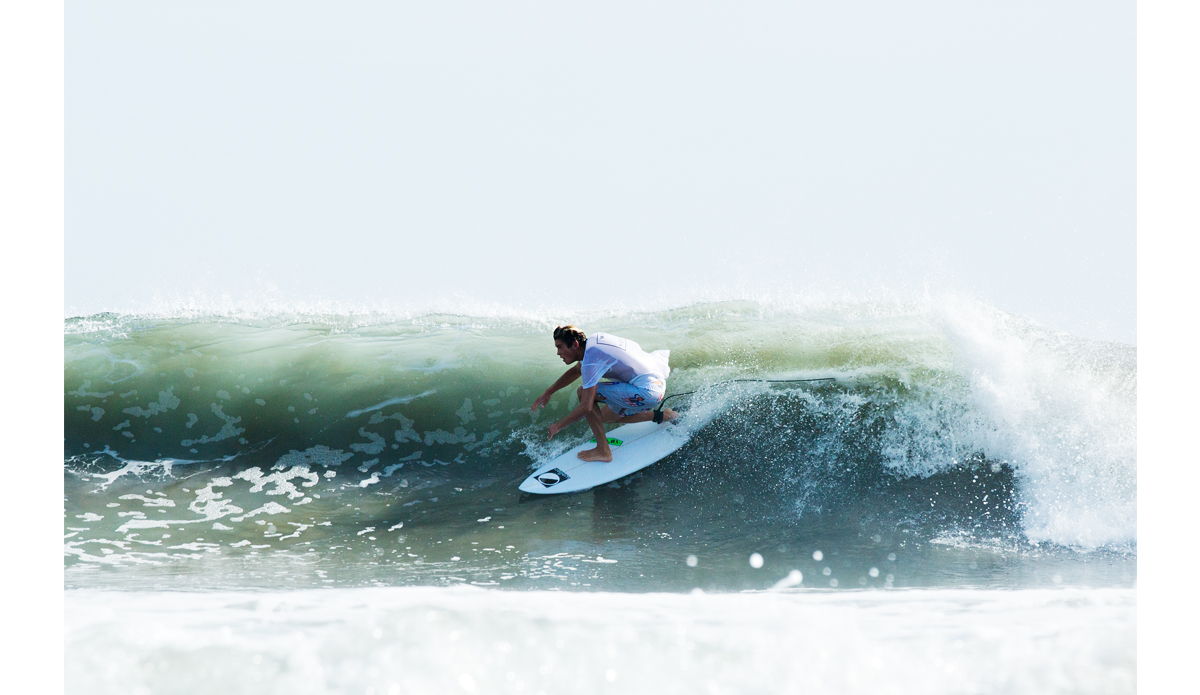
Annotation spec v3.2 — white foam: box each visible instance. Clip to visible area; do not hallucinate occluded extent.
[345,391,437,418]
[229,502,290,523]
[65,586,1134,695]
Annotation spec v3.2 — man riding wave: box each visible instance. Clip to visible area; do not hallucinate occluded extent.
[530,325,678,462]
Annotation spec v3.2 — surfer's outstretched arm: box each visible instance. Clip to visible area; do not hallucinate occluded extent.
[545,385,612,461]
[546,385,599,439]
[531,363,582,411]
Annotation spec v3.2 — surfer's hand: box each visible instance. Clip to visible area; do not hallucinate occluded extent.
[531,392,551,412]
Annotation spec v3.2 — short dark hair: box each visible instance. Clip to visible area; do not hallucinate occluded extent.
[553,325,587,348]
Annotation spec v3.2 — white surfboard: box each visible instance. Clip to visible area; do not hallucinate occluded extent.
[519,420,689,495]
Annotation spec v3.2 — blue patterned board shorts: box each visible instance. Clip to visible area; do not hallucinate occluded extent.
[595,375,666,417]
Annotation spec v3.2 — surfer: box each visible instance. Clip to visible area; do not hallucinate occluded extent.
[530,325,677,462]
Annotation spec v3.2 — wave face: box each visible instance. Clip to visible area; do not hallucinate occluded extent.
[63,298,1136,589]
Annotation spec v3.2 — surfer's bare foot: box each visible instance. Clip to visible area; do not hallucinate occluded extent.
[577,447,613,463]
[662,409,679,422]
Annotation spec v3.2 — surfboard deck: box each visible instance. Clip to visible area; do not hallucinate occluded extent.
[519,420,688,495]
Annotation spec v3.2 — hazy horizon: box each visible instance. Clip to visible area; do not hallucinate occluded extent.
[66,1,1135,343]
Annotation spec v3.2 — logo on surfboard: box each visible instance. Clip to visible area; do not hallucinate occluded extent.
[536,468,571,487]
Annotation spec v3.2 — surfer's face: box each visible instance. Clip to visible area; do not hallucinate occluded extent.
[554,339,583,364]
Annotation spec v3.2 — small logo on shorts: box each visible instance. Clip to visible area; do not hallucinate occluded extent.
[536,469,570,487]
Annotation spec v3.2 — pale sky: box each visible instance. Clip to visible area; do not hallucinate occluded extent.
[66,1,1135,343]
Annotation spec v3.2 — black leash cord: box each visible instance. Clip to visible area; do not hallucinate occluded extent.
[653,377,837,414]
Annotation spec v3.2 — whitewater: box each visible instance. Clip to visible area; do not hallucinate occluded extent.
[63,296,1136,693]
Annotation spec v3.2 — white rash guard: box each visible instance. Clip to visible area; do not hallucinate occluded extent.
[579,332,671,390]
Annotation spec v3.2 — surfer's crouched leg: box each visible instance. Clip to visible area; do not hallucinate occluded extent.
[579,401,614,462]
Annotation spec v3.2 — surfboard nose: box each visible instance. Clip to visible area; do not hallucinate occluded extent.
[518,476,544,494]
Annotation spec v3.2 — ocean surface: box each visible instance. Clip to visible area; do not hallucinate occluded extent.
[64,297,1136,693]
